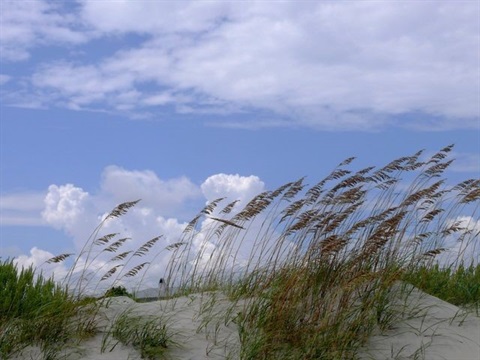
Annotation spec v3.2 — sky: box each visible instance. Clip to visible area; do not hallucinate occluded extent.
[0,1,479,290]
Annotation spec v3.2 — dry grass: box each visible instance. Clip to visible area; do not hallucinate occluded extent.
[161,144,479,359]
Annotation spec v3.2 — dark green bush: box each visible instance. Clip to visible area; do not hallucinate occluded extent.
[104,286,132,298]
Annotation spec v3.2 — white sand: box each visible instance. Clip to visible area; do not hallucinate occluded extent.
[358,284,480,360]
[10,287,480,359]
[12,292,242,360]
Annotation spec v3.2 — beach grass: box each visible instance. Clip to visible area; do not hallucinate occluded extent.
[0,259,97,359]
[101,308,177,359]
[1,145,479,359]
[164,144,479,359]
[403,262,480,313]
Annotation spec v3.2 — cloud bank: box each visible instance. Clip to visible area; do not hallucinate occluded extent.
[1,1,478,130]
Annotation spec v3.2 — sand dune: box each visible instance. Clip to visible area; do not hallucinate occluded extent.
[11,287,480,360]
[359,284,480,360]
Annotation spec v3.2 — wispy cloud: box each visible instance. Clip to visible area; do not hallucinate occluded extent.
[0,1,86,61]
[0,192,47,226]
[2,1,479,130]
[450,152,480,173]
[0,74,10,85]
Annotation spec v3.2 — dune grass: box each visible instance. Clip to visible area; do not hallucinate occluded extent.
[162,144,479,359]
[0,259,97,359]
[1,145,479,359]
[101,308,177,359]
[403,262,480,313]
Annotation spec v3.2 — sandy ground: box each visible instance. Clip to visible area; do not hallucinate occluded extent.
[12,292,243,360]
[358,284,480,360]
[10,286,480,360]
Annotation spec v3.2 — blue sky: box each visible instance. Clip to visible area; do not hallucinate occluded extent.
[0,1,479,287]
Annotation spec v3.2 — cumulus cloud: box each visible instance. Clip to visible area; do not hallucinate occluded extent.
[99,165,201,214]
[39,168,201,250]
[42,184,90,233]
[201,173,265,205]
[7,167,266,292]
[3,1,478,130]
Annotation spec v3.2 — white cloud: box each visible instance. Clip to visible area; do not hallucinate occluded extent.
[14,247,70,282]
[42,184,90,233]
[1,192,46,211]
[201,173,265,205]
[437,216,480,266]
[0,1,86,61]
[3,1,477,130]
[99,165,201,215]
[10,168,266,292]
[450,152,480,173]
[79,1,229,34]
[31,62,135,104]
[0,74,10,85]
[0,192,47,226]
[39,168,202,254]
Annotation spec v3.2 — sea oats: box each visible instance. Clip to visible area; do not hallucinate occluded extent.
[100,265,123,281]
[420,209,444,223]
[94,233,118,246]
[134,236,163,256]
[208,216,245,230]
[110,251,132,262]
[460,188,480,204]
[337,156,356,167]
[201,197,225,215]
[279,199,306,223]
[270,181,294,199]
[183,214,201,234]
[219,199,240,214]
[106,199,141,219]
[124,262,150,278]
[422,248,446,258]
[103,237,130,253]
[165,242,186,251]
[424,160,454,177]
[46,253,74,264]
[426,144,454,164]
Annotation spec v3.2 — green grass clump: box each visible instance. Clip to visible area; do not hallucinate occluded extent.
[102,309,176,359]
[403,262,480,310]
[0,197,178,359]
[0,259,96,359]
[104,285,133,298]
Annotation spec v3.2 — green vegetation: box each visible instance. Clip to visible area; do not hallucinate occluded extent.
[1,145,478,359]
[104,285,133,298]
[101,309,176,359]
[0,199,176,359]
[0,259,97,359]
[403,262,480,311]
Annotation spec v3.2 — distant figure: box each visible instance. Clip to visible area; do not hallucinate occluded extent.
[158,277,166,298]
